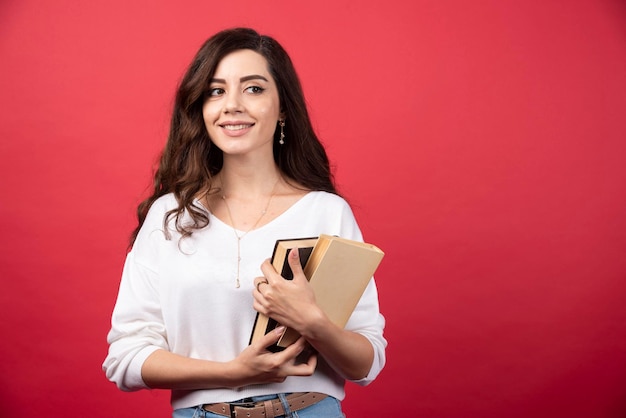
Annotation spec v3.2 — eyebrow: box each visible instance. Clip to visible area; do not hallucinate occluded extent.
[210,75,269,84]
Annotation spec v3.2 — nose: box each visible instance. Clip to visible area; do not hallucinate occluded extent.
[223,90,243,114]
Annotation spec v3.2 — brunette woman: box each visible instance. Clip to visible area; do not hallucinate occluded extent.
[103,28,386,418]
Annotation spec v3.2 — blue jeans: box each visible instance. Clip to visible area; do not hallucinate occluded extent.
[173,393,345,418]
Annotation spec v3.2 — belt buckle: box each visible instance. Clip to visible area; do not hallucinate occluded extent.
[229,400,256,418]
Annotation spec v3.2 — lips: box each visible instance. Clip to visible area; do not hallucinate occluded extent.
[221,123,253,131]
[217,121,255,137]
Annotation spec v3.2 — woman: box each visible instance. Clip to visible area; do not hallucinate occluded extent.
[103,28,386,418]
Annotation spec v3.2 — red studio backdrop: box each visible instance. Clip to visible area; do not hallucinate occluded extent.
[1,1,625,417]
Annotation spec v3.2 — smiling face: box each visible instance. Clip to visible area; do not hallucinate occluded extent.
[202,49,283,159]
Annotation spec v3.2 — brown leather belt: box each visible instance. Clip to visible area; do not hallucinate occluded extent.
[203,392,327,418]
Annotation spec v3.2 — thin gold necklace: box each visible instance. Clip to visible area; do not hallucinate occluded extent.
[221,179,279,288]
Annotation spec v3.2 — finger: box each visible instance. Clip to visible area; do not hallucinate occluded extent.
[252,325,285,350]
[260,259,279,284]
[274,336,307,361]
[252,297,270,315]
[287,249,305,281]
[254,277,269,293]
[285,353,318,377]
[303,353,318,370]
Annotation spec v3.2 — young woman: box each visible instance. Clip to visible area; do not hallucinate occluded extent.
[103,28,386,418]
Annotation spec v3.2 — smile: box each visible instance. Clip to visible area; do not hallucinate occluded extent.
[221,124,254,131]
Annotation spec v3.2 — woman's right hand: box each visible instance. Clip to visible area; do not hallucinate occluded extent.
[141,326,317,390]
[230,326,317,387]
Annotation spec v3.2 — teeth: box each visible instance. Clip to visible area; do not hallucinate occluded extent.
[223,124,251,131]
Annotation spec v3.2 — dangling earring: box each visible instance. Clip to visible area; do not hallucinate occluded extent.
[279,119,285,145]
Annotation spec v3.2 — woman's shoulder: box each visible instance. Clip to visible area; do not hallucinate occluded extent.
[306,190,350,207]
[140,193,179,226]
[152,193,178,209]
[302,191,362,239]
[300,191,356,219]
[146,193,194,216]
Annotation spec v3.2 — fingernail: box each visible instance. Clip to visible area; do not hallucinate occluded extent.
[274,326,285,334]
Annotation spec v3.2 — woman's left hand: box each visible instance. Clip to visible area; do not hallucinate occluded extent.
[254,248,376,381]
[253,249,325,335]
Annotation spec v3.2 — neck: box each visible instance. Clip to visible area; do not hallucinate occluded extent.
[218,161,282,199]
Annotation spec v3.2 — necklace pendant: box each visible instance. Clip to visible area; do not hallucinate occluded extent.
[222,178,280,290]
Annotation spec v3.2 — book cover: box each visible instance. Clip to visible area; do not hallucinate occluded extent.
[276,234,384,348]
[248,237,318,351]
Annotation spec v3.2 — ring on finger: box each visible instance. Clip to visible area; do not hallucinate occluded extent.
[256,278,269,292]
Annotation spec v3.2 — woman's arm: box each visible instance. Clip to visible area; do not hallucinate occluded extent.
[254,249,376,381]
[103,239,317,392]
[141,328,317,390]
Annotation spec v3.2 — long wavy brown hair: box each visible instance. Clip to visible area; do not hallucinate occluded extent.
[130,28,337,246]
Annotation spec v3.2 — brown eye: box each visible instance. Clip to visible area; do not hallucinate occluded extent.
[244,86,264,94]
[208,87,225,97]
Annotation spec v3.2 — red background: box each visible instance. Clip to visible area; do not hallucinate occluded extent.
[1,1,626,417]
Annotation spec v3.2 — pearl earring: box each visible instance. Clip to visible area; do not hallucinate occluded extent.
[279,120,285,145]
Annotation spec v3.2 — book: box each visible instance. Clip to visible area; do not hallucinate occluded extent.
[276,234,384,348]
[248,237,318,352]
[249,234,384,350]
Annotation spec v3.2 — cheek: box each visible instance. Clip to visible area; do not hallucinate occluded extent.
[258,98,281,119]
[202,103,218,126]
[256,91,281,115]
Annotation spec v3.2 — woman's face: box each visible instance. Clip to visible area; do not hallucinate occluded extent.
[202,49,282,159]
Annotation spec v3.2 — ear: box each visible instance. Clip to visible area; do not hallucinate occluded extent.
[279,111,286,121]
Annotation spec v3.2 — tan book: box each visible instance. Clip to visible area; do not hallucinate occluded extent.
[249,237,318,352]
[276,234,384,348]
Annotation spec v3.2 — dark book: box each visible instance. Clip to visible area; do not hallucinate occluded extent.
[248,237,318,352]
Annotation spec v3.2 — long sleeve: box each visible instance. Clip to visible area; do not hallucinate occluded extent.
[335,201,387,385]
[103,249,168,391]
